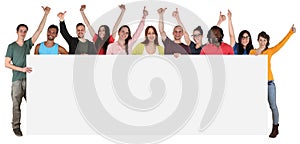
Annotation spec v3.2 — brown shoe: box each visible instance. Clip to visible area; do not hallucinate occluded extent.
[13,128,23,137]
[269,124,279,138]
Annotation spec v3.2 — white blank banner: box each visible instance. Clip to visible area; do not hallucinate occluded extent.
[27,55,267,143]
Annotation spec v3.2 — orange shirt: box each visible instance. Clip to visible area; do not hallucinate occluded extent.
[250,29,294,80]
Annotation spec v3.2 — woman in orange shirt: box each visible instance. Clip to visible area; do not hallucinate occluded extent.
[250,24,296,138]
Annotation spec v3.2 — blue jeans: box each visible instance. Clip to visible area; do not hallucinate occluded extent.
[11,78,26,129]
[268,80,279,125]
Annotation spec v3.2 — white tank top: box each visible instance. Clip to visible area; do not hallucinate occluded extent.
[143,45,159,55]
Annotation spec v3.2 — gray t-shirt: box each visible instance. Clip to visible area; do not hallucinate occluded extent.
[162,37,189,54]
[76,40,89,54]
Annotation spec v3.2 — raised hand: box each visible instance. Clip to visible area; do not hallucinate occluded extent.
[158,8,167,41]
[157,8,167,15]
[143,6,148,18]
[57,11,67,21]
[219,11,226,22]
[80,5,86,11]
[227,9,232,19]
[217,11,226,26]
[292,24,296,33]
[119,4,126,11]
[42,6,51,14]
[172,8,179,18]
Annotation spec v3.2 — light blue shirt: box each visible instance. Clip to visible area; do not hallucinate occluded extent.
[39,42,58,55]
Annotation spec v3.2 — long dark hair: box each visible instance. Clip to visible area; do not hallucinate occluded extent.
[237,30,253,54]
[95,25,110,54]
[141,26,159,46]
[118,25,132,55]
[257,31,270,51]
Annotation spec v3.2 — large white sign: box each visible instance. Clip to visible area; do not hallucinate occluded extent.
[27,55,267,143]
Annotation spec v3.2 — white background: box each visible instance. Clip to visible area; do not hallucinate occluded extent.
[0,0,299,144]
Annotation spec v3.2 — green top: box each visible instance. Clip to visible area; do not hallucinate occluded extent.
[5,38,33,82]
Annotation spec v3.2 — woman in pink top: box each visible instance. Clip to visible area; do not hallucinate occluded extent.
[80,4,126,54]
[106,6,148,55]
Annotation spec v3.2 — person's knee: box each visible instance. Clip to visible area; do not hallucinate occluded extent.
[269,104,278,111]
[12,104,21,112]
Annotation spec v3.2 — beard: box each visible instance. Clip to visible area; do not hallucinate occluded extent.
[209,37,219,44]
[174,36,182,41]
[209,37,221,47]
[77,33,85,38]
[47,36,55,41]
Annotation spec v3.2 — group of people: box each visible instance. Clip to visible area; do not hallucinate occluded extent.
[4,5,296,138]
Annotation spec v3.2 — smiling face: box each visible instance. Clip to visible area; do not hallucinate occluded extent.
[98,26,106,39]
[17,26,28,40]
[76,25,86,38]
[146,27,157,42]
[207,26,223,45]
[257,31,270,49]
[118,26,129,41]
[47,28,58,41]
[258,36,268,48]
[192,30,203,44]
[173,26,183,41]
[240,32,250,47]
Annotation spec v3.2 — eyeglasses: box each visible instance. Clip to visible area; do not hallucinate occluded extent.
[192,34,202,37]
[242,36,249,39]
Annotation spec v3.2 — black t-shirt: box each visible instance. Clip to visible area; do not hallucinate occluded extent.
[189,41,205,55]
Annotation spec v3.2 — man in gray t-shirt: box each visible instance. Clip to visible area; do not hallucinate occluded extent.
[57,11,96,54]
[157,8,190,56]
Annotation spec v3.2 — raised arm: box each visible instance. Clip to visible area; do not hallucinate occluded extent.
[270,24,296,54]
[31,6,51,44]
[128,6,147,54]
[173,8,191,46]
[112,4,126,39]
[57,11,73,44]
[157,8,167,41]
[80,5,96,38]
[131,6,147,42]
[217,11,226,27]
[227,10,236,47]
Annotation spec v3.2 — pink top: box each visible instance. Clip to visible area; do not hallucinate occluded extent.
[106,19,145,55]
[200,42,234,55]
